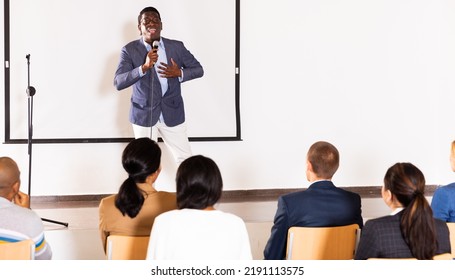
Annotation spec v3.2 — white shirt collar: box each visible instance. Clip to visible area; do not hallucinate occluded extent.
[390,207,404,215]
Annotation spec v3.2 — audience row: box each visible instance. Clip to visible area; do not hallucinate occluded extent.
[99,138,455,260]
[1,139,454,259]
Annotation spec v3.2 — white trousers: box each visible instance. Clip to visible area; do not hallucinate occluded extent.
[132,122,192,164]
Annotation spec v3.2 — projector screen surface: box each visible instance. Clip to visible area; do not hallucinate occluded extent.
[5,0,239,143]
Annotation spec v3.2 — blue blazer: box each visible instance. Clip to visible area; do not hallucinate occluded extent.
[114,37,204,127]
[431,183,455,222]
[263,180,363,260]
[355,211,451,259]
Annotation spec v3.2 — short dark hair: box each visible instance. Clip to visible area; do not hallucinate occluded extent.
[307,141,339,179]
[138,7,161,25]
[176,155,223,209]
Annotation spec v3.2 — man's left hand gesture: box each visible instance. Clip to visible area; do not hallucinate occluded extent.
[157,58,182,78]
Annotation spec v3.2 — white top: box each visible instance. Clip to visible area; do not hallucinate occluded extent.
[390,207,404,215]
[146,208,252,260]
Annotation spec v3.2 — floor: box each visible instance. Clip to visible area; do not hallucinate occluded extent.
[32,198,390,260]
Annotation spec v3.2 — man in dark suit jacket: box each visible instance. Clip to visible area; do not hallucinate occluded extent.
[114,7,203,163]
[263,141,363,260]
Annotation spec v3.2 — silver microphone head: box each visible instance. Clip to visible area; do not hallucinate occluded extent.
[152,41,159,50]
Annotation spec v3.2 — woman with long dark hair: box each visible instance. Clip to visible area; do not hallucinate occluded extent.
[98,138,177,252]
[355,162,451,259]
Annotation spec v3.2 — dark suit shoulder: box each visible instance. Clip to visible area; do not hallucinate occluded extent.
[434,218,451,253]
[280,182,360,202]
[280,189,307,200]
[123,39,143,49]
[434,217,450,233]
[340,188,361,202]
[365,214,397,224]
[362,214,402,242]
[162,37,183,45]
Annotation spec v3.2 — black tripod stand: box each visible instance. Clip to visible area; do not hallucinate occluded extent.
[26,54,68,227]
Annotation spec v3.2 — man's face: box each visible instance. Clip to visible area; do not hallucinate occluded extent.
[138,11,162,44]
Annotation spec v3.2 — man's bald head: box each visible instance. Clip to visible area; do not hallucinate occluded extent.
[0,157,21,197]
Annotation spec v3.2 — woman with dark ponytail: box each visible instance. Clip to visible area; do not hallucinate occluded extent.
[98,138,177,252]
[355,162,451,259]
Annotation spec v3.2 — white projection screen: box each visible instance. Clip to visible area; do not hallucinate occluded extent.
[4,0,240,143]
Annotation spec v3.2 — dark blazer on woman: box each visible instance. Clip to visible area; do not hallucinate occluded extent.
[355,211,451,259]
[263,180,363,260]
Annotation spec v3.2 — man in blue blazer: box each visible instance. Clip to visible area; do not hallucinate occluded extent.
[263,141,363,260]
[114,7,203,163]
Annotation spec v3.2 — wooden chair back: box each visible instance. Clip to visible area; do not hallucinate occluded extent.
[433,253,453,260]
[286,224,360,260]
[106,235,150,260]
[0,239,35,260]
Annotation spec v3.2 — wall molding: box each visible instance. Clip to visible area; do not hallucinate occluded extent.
[30,185,439,208]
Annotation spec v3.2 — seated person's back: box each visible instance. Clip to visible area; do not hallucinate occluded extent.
[263,141,363,260]
[355,162,451,259]
[146,155,252,260]
[147,208,251,259]
[0,157,52,260]
[98,138,177,251]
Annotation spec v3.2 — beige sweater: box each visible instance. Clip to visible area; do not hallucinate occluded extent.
[98,189,176,252]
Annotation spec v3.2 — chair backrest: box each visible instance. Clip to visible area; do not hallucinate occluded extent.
[106,235,150,260]
[0,239,35,260]
[286,224,360,260]
[446,222,455,259]
[433,253,453,260]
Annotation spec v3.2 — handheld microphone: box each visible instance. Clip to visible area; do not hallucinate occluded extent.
[152,41,159,51]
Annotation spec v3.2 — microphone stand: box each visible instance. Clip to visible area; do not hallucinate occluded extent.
[150,43,158,140]
[26,54,68,227]
[150,61,154,139]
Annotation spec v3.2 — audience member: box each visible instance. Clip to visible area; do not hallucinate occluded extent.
[0,157,52,260]
[263,141,363,260]
[431,140,455,222]
[98,138,176,251]
[146,155,252,260]
[355,162,451,259]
